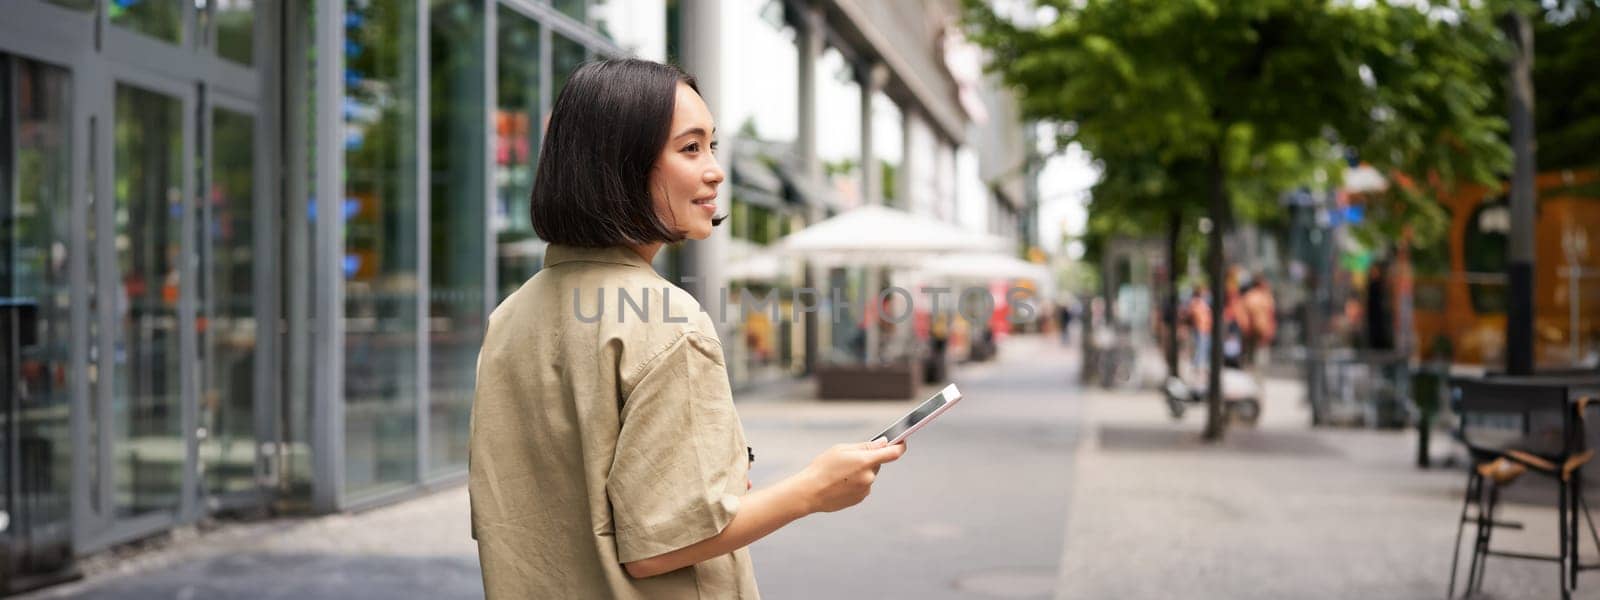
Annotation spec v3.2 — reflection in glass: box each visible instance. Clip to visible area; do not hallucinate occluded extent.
[212,0,256,65]
[109,0,183,44]
[551,34,587,104]
[428,0,484,476]
[112,83,185,517]
[1,55,76,541]
[553,0,587,22]
[815,47,861,209]
[200,108,258,496]
[343,0,420,497]
[872,92,902,207]
[494,7,544,301]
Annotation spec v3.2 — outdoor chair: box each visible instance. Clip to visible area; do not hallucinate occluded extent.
[1447,377,1600,599]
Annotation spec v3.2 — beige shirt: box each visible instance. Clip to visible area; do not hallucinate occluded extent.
[469,244,760,599]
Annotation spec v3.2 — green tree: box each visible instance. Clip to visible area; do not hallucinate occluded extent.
[964,0,1510,439]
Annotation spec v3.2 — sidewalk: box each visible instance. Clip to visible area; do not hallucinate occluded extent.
[1055,375,1574,599]
[24,335,1070,600]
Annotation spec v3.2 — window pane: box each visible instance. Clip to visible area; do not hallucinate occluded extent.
[343,0,420,497]
[427,0,484,476]
[872,92,901,207]
[112,82,185,517]
[816,47,861,209]
[1,55,76,537]
[551,33,586,102]
[110,0,184,44]
[213,0,256,65]
[494,6,543,301]
[201,107,258,496]
[552,0,586,22]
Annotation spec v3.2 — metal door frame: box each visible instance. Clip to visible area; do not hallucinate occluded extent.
[0,0,279,555]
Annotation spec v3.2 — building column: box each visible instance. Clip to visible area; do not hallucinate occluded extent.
[678,0,727,314]
[311,0,347,514]
[859,62,887,363]
[797,6,823,375]
[798,7,822,188]
[898,106,915,211]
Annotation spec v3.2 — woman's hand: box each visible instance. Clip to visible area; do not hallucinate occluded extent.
[622,440,905,579]
[798,441,907,514]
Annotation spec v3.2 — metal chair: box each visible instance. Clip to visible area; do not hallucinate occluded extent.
[1447,377,1600,599]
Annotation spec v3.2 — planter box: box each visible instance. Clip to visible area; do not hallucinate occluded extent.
[815,361,923,400]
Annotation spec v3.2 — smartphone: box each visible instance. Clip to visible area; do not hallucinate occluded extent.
[870,384,964,445]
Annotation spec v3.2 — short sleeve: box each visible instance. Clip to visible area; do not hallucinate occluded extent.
[608,332,747,564]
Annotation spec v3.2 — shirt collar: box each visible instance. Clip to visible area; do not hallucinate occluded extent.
[543,244,657,271]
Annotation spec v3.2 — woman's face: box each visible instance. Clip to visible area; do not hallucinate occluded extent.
[649,82,725,241]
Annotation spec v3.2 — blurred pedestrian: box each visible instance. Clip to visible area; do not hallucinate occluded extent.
[1057,301,1074,346]
[1242,274,1277,367]
[469,58,905,600]
[1185,286,1212,371]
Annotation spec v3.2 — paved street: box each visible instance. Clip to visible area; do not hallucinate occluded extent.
[24,334,1085,600]
[26,335,1594,599]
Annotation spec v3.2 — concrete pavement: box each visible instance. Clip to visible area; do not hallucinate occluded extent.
[34,334,1577,600]
[740,334,1082,599]
[1057,372,1580,599]
[22,334,1085,600]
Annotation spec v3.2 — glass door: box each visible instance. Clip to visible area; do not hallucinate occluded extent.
[197,93,267,507]
[1,51,78,583]
[103,73,195,535]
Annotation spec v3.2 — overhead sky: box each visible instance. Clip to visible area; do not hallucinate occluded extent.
[1033,126,1100,258]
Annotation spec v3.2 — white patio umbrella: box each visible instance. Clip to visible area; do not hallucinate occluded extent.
[775,205,1010,363]
[725,239,785,282]
[918,252,1052,283]
[775,205,1010,265]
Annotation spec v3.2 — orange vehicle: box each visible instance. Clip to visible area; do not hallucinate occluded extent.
[1411,169,1600,366]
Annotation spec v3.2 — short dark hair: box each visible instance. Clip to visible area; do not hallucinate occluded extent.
[530,58,719,247]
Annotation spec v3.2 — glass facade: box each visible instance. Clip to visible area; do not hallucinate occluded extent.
[551,33,587,104]
[342,0,421,499]
[109,0,184,44]
[427,0,485,477]
[494,6,544,301]
[1,54,76,548]
[212,0,256,66]
[200,106,260,496]
[871,92,902,207]
[815,47,861,209]
[112,82,185,518]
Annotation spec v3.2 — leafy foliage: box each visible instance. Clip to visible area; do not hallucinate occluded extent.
[963,0,1512,251]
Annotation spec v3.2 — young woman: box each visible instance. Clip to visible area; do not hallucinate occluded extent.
[468,58,906,599]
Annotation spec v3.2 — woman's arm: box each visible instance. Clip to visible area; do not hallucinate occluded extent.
[623,441,906,579]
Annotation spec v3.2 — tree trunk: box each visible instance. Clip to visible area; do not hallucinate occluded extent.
[1204,147,1228,441]
[1165,207,1182,381]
